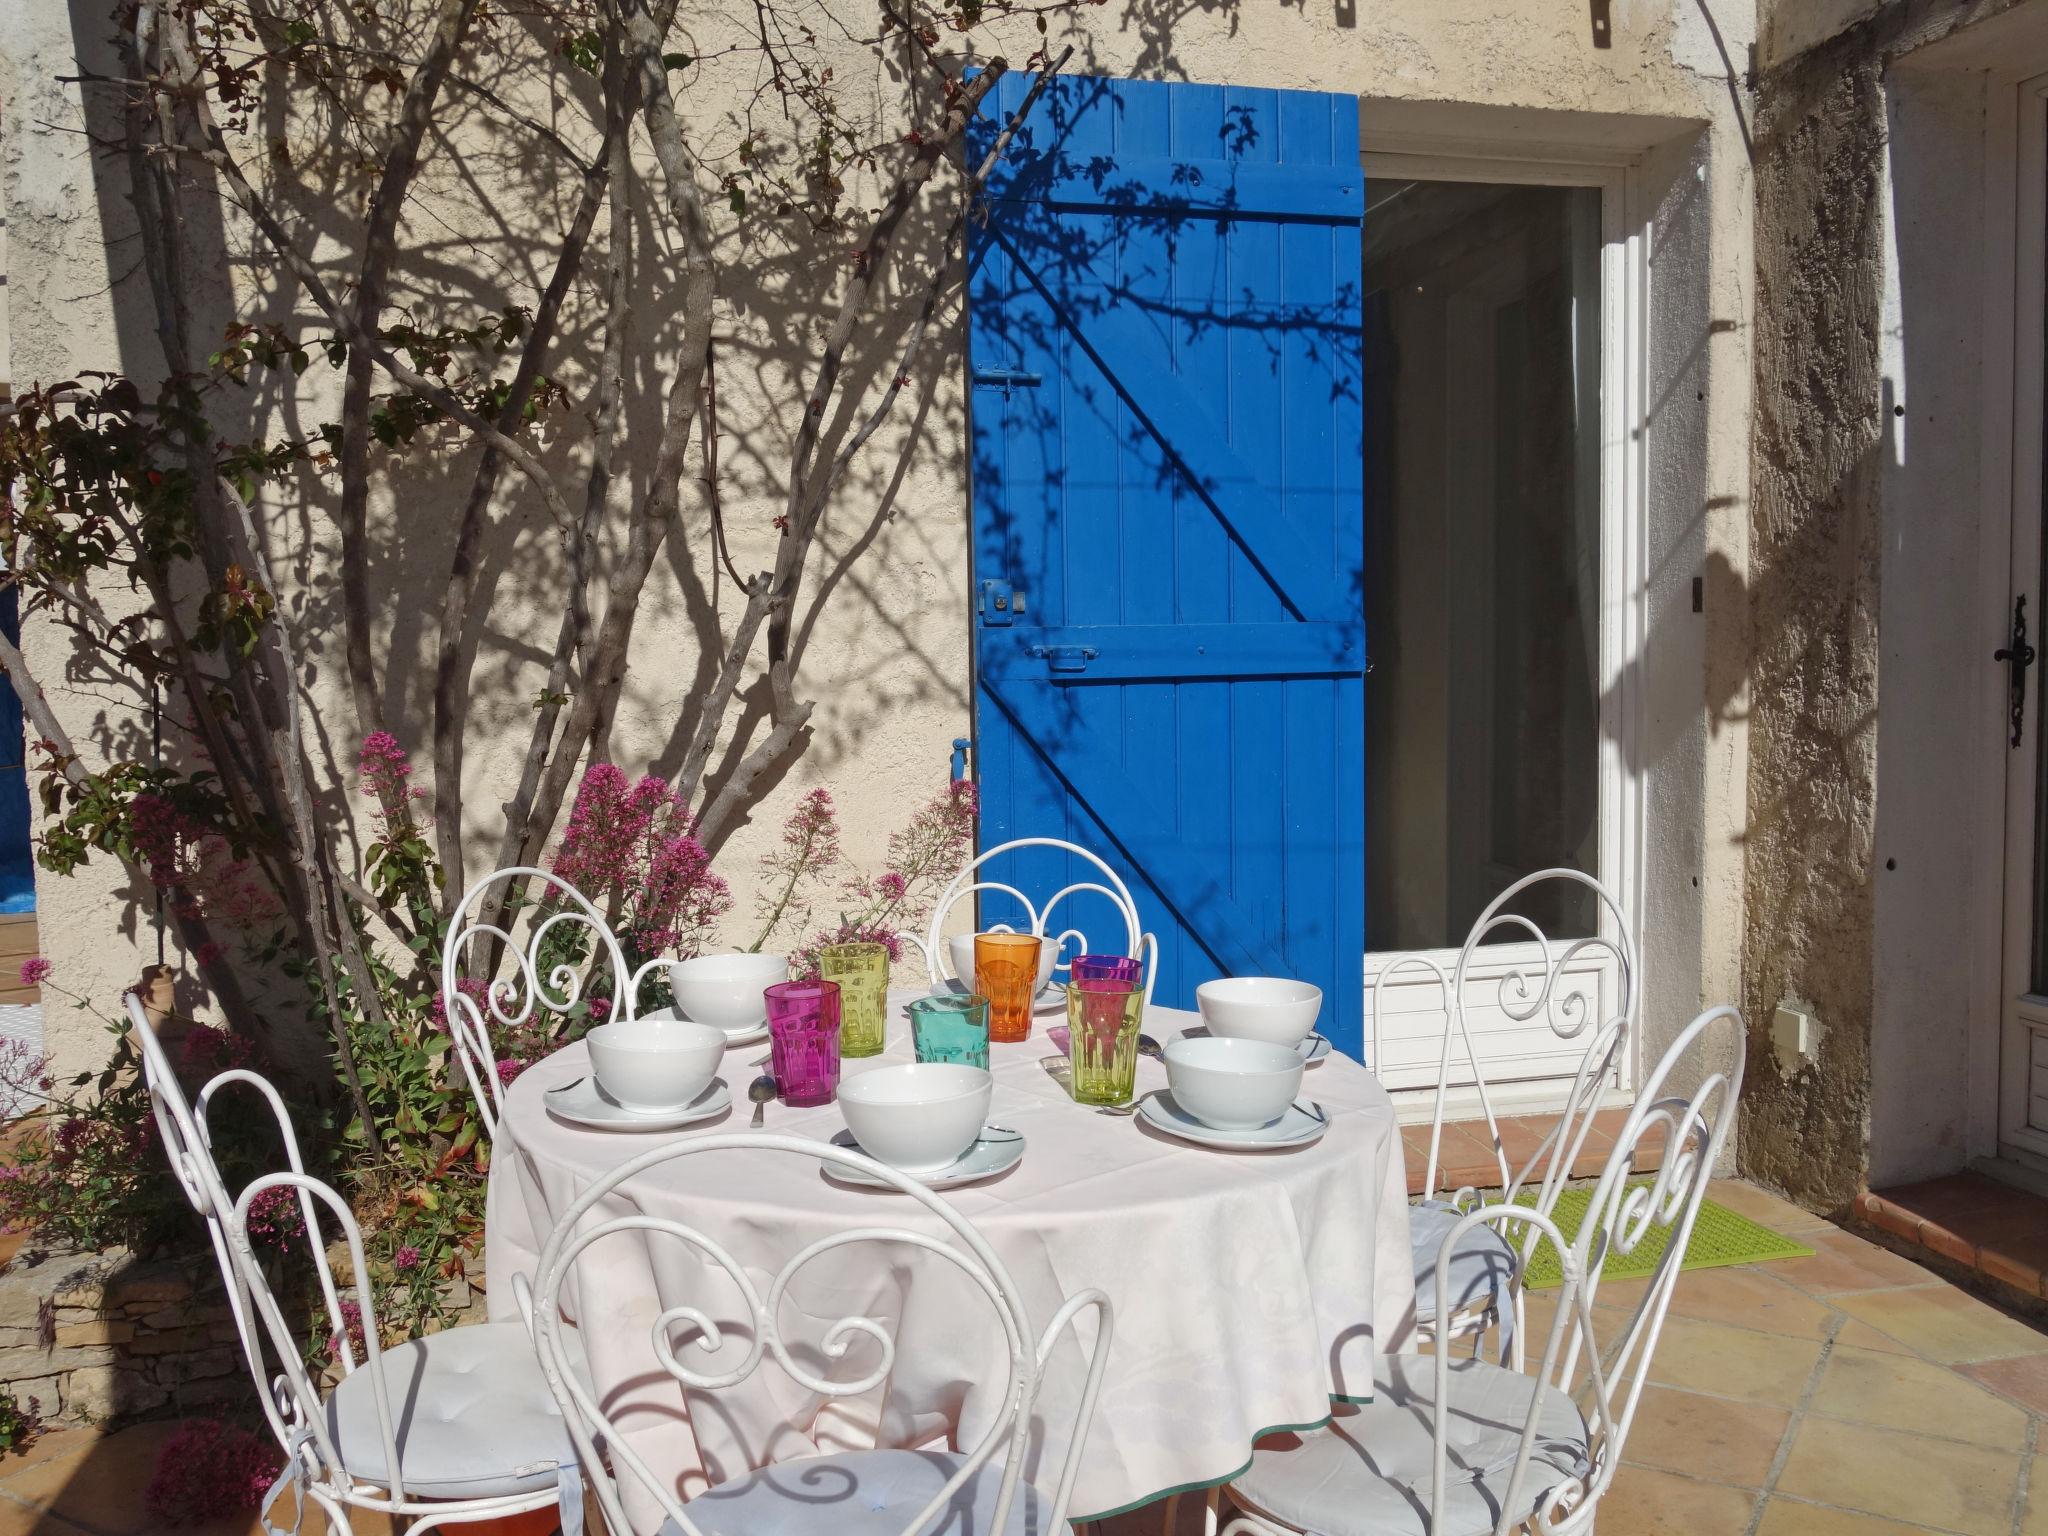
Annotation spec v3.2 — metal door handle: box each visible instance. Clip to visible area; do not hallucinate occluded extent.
[1028,644,1097,674]
[1997,594,2035,748]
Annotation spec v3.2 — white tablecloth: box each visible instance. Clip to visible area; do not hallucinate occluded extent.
[485,990,1415,1529]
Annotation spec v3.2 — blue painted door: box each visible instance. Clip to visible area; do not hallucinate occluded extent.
[966,76,1367,1055]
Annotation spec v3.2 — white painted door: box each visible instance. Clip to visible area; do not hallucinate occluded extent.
[1999,83,2048,1162]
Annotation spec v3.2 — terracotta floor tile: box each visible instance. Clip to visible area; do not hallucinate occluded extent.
[1832,1318,1919,1357]
[0,1420,182,1534]
[1878,1173,2026,1220]
[1637,1316,1826,1405]
[1832,1283,2048,1363]
[1615,1384,1788,1486]
[1808,1343,2032,1448]
[1710,1178,1837,1234]
[0,1426,108,1480]
[1653,1266,1841,1340]
[1769,1229,1942,1295]
[1755,1497,1961,1536]
[1597,1465,1757,1534]
[1958,1351,2048,1416]
[0,1491,93,1536]
[1775,1417,2023,1536]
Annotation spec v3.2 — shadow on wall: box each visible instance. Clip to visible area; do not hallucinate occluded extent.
[46,0,1239,984]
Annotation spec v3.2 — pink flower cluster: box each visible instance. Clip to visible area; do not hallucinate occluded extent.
[16,958,48,988]
[328,1297,367,1363]
[144,1418,282,1525]
[359,731,429,824]
[243,1185,305,1254]
[179,1023,257,1079]
[553,765,732,958]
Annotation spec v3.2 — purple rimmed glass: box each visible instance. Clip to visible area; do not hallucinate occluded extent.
[765,980,842,1107]
[1070,954,1143,987]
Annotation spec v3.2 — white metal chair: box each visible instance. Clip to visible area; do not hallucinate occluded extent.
[443,865,661,1138]
[1223,1004,1746,1536]
[902,836,1159,1012]
[530,1131,1114,1536]
[123,989,587,1535]
[1380,868,1637,1366]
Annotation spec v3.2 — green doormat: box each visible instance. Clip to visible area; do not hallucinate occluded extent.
[1516,1180,1814,1290]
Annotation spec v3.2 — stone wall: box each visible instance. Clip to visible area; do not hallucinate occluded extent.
[0,1247,245,1425]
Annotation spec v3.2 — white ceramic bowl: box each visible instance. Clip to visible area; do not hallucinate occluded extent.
[667,952,789,1033]
[838,1063,993,1172]
[1196,977,1323,1048]
[1163,1036,1304,1131]
[586,1016,727,1112]
[948,932,1056,992]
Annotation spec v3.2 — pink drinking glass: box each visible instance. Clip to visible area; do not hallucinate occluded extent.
[765,980,842,1107]
[1069,953,1143,988]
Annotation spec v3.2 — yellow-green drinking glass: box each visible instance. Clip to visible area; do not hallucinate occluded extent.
[1066,976,1143,1106]
[818,941,889,1058]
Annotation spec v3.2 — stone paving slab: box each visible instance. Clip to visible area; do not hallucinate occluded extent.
[0,1181,2038,1536]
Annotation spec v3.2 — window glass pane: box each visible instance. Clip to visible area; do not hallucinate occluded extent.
[1363,179,1602,951]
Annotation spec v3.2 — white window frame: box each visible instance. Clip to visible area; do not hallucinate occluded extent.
[1358,146,1647,1121]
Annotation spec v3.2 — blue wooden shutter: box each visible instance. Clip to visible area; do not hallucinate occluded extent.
[966,76,1366,1055]
[0,588,34,914]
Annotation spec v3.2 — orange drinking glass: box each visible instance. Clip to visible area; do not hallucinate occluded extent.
[974,932,1043,1043]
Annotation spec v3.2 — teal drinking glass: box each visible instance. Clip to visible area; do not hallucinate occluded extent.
[908,993,991,1070]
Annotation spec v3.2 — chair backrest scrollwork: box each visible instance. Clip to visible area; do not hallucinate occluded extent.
[908,837,1158,1012]
[1454,869,1636,1220]
[530,1132,1113,1536]
[1425,1005,1744,1536]
[441,866,640,1138]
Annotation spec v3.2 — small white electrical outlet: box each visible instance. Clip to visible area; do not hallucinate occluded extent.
[1771,1004,1819,1078]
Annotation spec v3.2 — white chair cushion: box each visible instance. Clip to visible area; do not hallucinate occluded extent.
[324,1320,574,1499]
[1231,1354,1590,1536]
[1409,1203,1518,1327]
[674,1449,1055,1536]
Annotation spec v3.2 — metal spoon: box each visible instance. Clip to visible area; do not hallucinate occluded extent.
[748,1075,777,1129]
[1137,1034,1165,1061]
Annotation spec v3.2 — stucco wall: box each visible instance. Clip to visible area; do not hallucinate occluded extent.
[5,0,1758,1083]
[1739,0,2036,1205]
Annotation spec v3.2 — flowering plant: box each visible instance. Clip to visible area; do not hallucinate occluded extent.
[548,764,733,1012]
[754,779,978,976]
[144,1418,280,1524]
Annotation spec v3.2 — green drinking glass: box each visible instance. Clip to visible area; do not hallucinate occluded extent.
[908,993,991,1070]
[1067,976,1143,1106]
[818,941,890,1057]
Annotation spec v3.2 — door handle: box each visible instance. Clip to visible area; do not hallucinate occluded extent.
[1028,644,1097,674]
[1996,594,2035,748]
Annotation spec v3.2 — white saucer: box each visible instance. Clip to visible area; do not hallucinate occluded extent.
[822,1127,1026,1188]
[639,1004,769,1048]
[544,1076,731,1131]
[1136,1091,1328,1150]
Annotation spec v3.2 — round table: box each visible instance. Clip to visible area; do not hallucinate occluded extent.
[484,990,1415,1532]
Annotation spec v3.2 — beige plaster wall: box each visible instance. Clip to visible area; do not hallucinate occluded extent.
[4,0,1758,1081]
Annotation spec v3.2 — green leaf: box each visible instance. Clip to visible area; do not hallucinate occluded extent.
[728,186,747,216]
[663,51,693,69]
